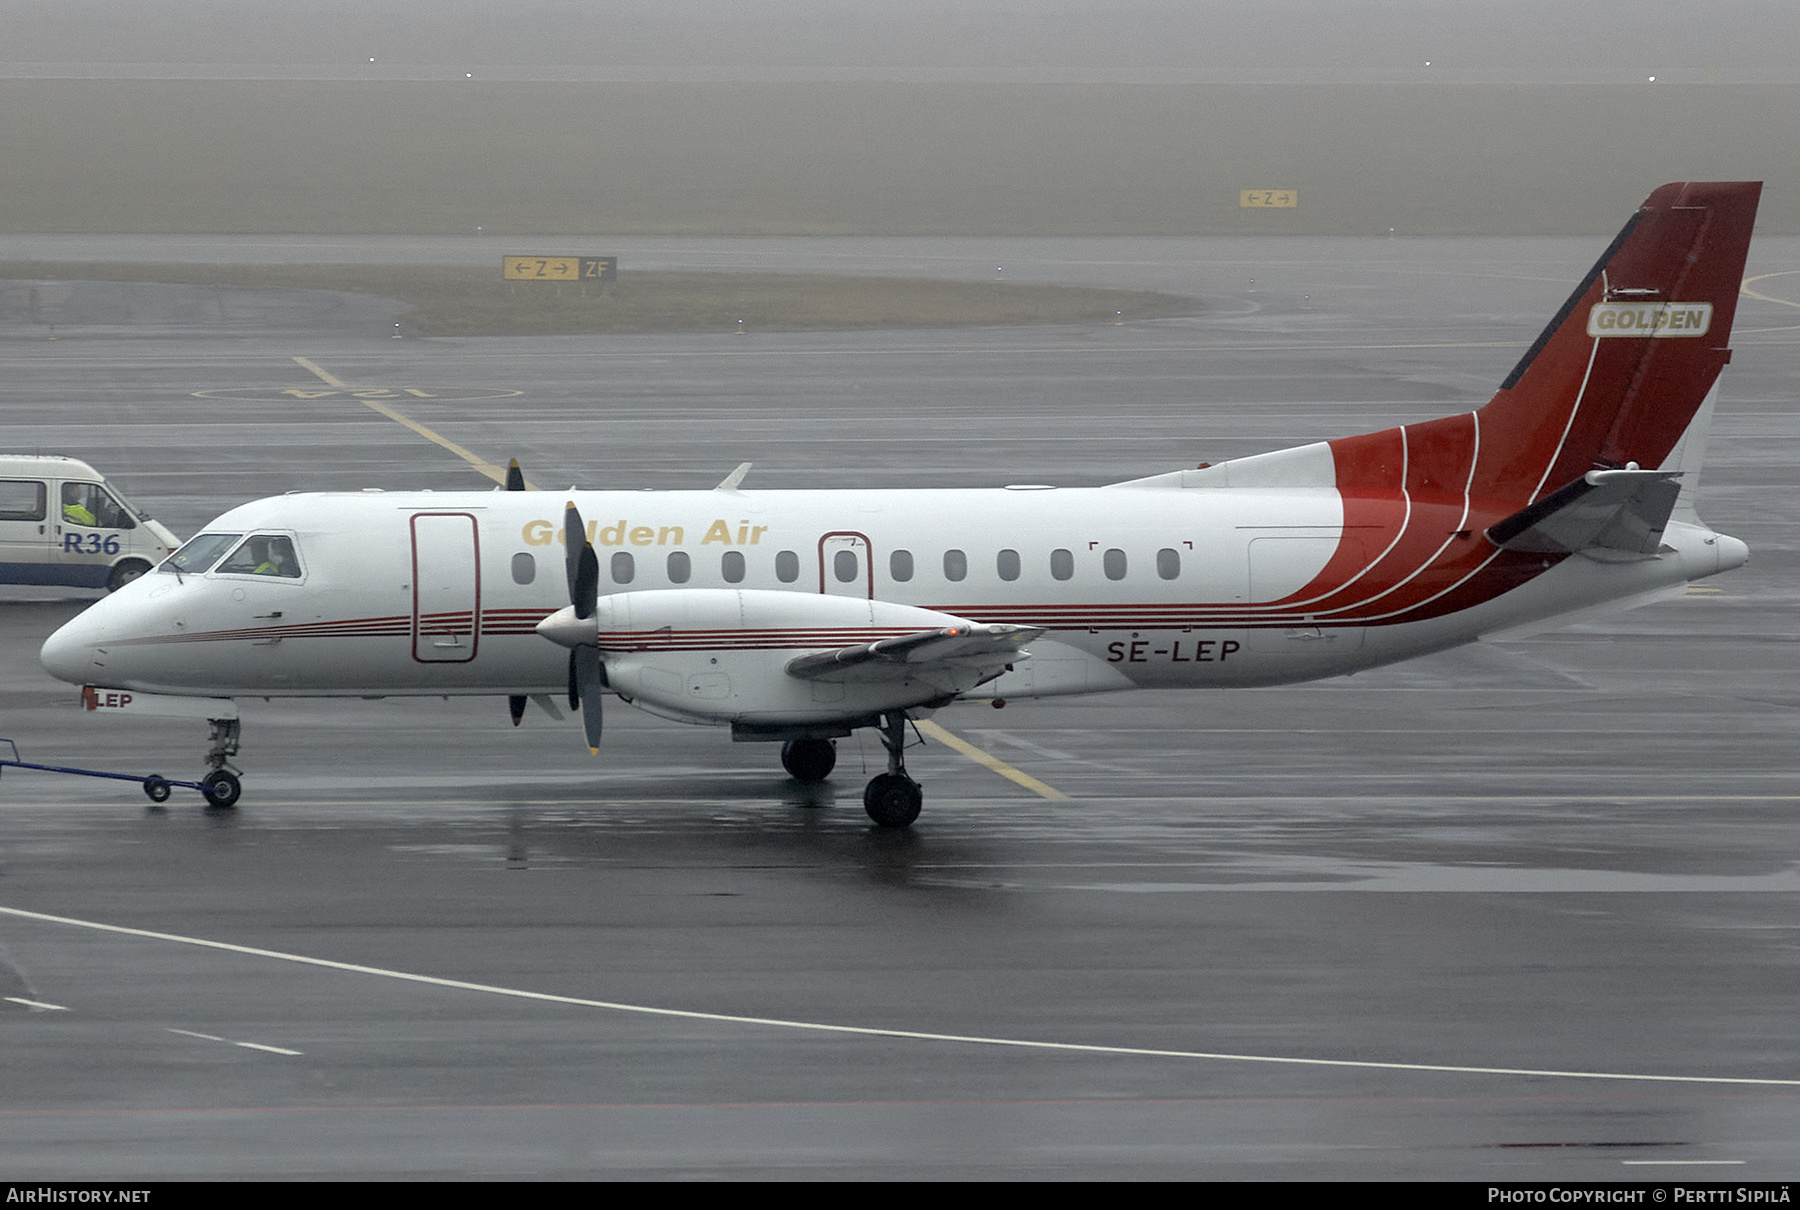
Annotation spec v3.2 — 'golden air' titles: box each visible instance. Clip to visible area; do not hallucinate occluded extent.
[522,519,771,548]
[1587,301,1713,338]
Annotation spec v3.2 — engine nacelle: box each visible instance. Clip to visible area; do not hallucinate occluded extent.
[539,589,988,726]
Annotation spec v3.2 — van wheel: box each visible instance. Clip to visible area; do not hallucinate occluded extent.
[107,560,151,593]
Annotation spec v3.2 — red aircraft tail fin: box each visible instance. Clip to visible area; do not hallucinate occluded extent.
[1330,181,1761,510]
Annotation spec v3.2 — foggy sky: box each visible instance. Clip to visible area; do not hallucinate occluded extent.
[4,1,1798,83]
[2,3,1792,237]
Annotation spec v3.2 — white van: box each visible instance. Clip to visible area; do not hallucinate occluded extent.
[0,456,181,592]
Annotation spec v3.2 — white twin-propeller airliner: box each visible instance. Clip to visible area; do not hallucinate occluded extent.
[41,182,1760,825]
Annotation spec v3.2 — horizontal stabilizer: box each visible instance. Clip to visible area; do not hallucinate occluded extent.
[1486,468,1682,557]
[786,623,1041,682]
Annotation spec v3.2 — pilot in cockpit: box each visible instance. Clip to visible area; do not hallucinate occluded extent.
[219,534,301,578]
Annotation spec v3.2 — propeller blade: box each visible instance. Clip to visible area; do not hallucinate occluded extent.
[574,645,605,754]
[508,694,526,727]
[574,546,598,620]
[563,501,598,620]
[559,500,603,751]
[504,459,526,492]
[563,501,583,598]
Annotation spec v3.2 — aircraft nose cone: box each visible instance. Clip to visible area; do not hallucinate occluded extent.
[40,614,100,685]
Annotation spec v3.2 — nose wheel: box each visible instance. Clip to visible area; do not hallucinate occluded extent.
[863,712,923,828]
[201,717,243,809]
[200,769,241,808]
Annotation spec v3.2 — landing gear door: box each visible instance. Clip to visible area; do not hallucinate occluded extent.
[818,532,873,599]
[412,512,480,663]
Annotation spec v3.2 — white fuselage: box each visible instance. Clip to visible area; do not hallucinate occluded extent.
[40,481,1741,723]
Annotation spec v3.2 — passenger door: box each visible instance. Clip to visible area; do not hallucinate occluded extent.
[818,532,873,599]
[411,512,481,662]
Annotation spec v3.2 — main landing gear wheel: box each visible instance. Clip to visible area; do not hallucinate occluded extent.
[862,711,924,828]
[200,769,241,809]
[863,772,922,828]
[781,738,837,783]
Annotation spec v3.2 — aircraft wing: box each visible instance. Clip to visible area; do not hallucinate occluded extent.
[785,622,1042,684]
[1486,468,1683,558]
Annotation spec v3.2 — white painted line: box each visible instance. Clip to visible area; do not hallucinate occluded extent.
[10,792,1800,811]
[7,905,1798,1089]
[1621,1160,1746,1166]
[4,996,68,1011]
[167,1027,302,1056]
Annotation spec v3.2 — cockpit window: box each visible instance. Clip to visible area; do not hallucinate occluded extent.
[160,532,243,574]
[216,534,302,578]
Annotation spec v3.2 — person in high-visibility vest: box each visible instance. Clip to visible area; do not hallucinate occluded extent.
[61,496,95,526]
[247,538,295,576]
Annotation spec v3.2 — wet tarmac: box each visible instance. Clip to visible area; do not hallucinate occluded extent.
[0,235,1797,1178]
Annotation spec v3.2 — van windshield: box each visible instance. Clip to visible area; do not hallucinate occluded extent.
[159,533,243,574]
[107,485,152,522]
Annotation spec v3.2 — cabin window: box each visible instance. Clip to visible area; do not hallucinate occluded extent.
[1049,548,1074,581]
[943,549,968,582]
[996,549,1021,581]
[775,550,800,583]
[834,549,859,583]
[667,550,691,584]
[0,480,45,522]
[611,551,635,584]
[160,532,242,575]
[511,552,536,585]
[216,534,302,578]
[721,550,745,583]
[1103,548,1127,581]
[890,549,914,582]
[1157,548,1181,580]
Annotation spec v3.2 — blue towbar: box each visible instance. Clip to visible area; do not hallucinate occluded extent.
[0,738,239,807]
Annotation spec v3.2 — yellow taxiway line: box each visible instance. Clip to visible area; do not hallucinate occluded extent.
[1741,270,1800,309]
[292,356,534,489]
[916,719,1070,800]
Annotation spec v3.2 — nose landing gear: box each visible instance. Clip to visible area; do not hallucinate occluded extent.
[200,717,243,808]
